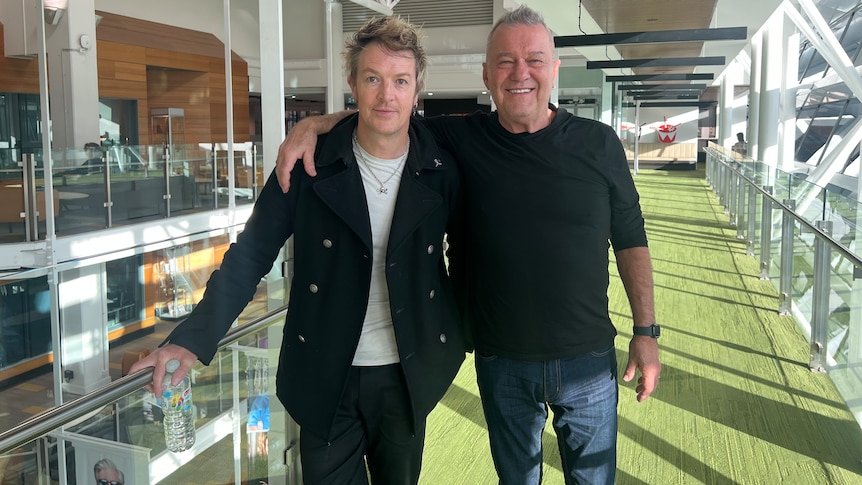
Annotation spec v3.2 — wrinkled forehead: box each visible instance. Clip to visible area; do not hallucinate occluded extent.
[487,23,554,55]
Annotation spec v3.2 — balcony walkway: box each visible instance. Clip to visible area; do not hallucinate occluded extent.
[415,167,862,484]
[4,167,862,484]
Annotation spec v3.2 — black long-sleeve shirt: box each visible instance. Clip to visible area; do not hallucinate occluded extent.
[422,106,648,361]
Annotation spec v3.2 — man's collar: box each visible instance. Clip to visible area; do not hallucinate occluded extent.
[315,114,448,173]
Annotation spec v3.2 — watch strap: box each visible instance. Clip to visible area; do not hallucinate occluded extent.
[633,324,661,338]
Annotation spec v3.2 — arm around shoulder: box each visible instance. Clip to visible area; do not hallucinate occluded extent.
[276,111,352,192]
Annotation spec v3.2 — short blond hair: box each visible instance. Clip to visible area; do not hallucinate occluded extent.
[344,16,428,93]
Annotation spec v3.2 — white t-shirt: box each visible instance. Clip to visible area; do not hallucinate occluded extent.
[350,136,408,366]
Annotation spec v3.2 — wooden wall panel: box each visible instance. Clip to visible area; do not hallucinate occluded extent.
[146,49,214,73]
[147,70,213,145]
[1,15,250,146]
[97,41,147,64]
[0,23,39,93]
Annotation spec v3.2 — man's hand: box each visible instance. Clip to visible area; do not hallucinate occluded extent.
[275,111,351,192]
[622,336,661,402]
[275,120,319,192]
[127,344,198,401]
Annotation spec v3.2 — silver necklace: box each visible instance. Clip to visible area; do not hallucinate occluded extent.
[353,134,409,195]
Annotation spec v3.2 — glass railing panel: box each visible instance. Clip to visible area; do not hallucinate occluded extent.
[52,146,109,236]
[0,267,58,433]
[823,253,862,424]
[790,223,816,336]
[824,189,859,252]
[166,145,210,216]
[2,143,260,242]
[766,181,786,287]
[107,164,168,227]
[1,306,289,484]
[232,145,259,207]
[0,165,29,243]
[0,438,46,483]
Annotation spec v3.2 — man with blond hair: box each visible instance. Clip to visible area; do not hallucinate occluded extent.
[132,16,467,484]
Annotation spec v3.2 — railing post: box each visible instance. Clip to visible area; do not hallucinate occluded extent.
[212,142,219,210]
[724,167,739,217]
[810,220,833,373]
[747,184,757,255]
[103,148,113,228]
[779,199,796,315]
[252,143,260,200]
[736,172,746,238]
[21,153,38,241]
[760,186,774,280]
[163,142,172,218]
[705,151,714,187]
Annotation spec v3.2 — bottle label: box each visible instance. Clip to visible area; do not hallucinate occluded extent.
[163,386,192,411]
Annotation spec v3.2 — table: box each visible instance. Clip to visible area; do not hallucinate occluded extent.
[57,191,89,210]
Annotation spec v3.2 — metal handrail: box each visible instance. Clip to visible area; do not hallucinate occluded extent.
[0,304,288,455]
[704,147,862,270]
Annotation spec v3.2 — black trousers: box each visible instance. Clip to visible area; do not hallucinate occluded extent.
[299,364,425,485]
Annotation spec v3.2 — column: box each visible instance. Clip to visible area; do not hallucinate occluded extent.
[758,11,783,165]
[58,264,111,395]
[324,0,345,113]
[779,16,798,172]
[719,72,734,148]
[45,0,100,150]
[259,3,292,481]
[601,79,613,127]
[748,30,762,159]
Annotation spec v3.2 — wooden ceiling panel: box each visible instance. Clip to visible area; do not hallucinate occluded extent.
[621,42,706,75]
[579,0,718,76]
[579,0,717,33]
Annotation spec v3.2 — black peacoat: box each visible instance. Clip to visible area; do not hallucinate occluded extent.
[165,114,468,440]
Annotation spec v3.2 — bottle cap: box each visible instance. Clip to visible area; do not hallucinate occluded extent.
[166,359,180,373]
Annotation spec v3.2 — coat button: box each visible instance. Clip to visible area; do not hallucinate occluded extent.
[439,333,447,343]
[427,245,434,254]
[429,289,435,299]
[309,283,319,293]
[322,239,333,248]
[298,335,306,343]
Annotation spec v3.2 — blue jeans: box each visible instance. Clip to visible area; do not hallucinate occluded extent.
[475,345,619,485]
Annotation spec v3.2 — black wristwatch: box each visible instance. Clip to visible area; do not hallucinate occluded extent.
[633,324,661,338]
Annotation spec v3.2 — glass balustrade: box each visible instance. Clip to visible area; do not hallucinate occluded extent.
[706,144,862,426]
[47,142,263,236]
[0,306,292,485]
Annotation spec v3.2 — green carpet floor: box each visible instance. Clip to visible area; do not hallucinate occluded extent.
[418,167,862,484]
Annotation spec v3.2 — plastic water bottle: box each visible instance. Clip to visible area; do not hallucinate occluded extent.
[161,359,196,452]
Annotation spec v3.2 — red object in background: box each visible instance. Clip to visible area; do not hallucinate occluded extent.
[657,117,677,143]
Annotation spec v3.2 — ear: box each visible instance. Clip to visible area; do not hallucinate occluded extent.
[552,59,561,87]
[348,76,357,99]
[482,62,490,89]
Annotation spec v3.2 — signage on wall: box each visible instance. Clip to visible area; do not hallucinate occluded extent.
[656,117,677,144]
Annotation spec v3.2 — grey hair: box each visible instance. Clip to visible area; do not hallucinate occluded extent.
[93,458,125,482]
[487,4,553,47]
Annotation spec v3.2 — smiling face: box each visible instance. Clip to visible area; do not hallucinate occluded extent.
[348,41,419,157]
[483,23,561,134]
